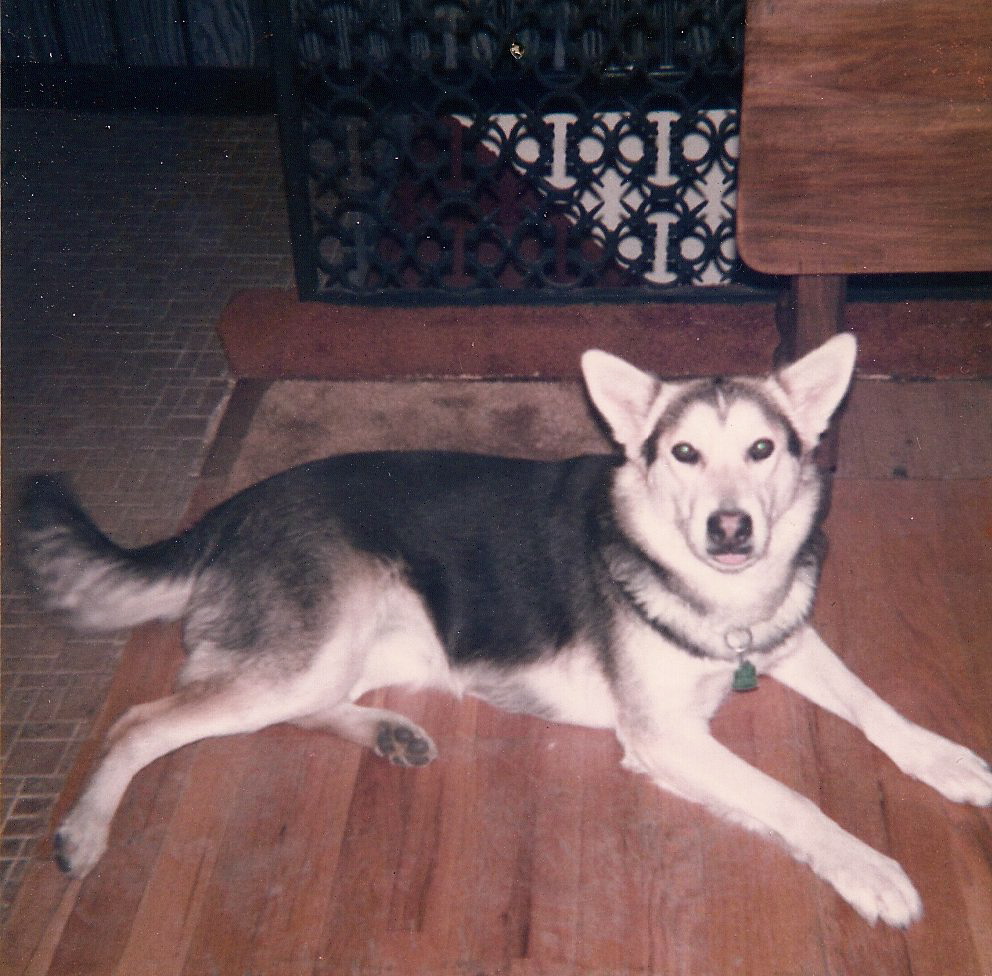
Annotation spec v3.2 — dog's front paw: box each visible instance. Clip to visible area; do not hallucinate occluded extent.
[924,749,992,806]
[816,841,923,928]
[894,731,992,806]
[53,809,110,878]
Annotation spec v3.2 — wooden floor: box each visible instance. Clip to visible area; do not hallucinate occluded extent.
[4,381,992,976]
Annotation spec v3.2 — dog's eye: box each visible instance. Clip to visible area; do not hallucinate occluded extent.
[671,442,700,465]
[748,438,775,461]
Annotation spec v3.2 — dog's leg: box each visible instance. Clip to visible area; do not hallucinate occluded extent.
[770,626,992,806]
[294,702,438,767]
[55,678,321,879]
[619,719,924,926]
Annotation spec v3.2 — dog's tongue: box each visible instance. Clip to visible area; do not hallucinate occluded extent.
[714,552,749,566]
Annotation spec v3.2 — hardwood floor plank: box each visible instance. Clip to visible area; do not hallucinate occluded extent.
[892,781,983,976]
[808,503,915,975]
[942,804,992,976]
[528,724,626,972]
[933,480,992,714]
[564,753,651,972]
[111,735,258,976]
[800,709,914,975]
[388,694,491,973]
[872,484,990,751]
[819,481,992,976]
[453,706,540,969]
[306,693,471,973]
[920,481,992,976]
[706,687,834,975]
[1,873,82,976]
[171,728,341,975]
[236,728,370,974]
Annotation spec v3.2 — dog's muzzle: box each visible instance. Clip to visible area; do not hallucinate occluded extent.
[706,509,753,567]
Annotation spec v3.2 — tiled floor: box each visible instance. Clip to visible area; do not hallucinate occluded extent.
[1,109,294,924]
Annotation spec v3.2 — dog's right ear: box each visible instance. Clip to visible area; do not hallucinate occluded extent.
[581,350,660,453]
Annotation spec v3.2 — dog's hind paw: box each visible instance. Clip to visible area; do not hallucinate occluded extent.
[375,720,438,767]
[53,815,109,879]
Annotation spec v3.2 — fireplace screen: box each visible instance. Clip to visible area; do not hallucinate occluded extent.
[270,0,748,303]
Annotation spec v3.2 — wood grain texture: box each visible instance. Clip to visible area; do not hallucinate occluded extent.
[3,387,991,976]
[112,0,188,66]
[52,0,118,64]
[737,0,992,275]
[187,0,261,67]
[0,0,63,62]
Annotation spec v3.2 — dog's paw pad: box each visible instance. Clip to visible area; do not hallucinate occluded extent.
[375,721,437,767]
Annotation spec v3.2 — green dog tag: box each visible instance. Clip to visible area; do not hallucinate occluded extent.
[732,660,758,692]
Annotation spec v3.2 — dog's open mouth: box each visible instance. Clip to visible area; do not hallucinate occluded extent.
[704,510,755,570]
[708,547,753,569]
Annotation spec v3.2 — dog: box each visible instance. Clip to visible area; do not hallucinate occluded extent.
[16,333,992,927]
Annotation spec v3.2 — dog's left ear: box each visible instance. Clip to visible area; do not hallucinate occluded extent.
[581,350,660,453]
[773,333,857,446]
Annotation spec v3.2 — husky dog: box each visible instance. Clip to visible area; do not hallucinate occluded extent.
[16,334,992,927]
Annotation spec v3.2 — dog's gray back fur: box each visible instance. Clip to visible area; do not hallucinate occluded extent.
[17,453,634,678]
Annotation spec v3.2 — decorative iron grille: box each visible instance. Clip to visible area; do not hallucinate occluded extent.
[270,0,750,303]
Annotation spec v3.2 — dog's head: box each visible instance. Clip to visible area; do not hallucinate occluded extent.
[582,335,857,576]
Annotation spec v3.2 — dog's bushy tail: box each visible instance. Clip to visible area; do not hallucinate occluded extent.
[14,475,196,631]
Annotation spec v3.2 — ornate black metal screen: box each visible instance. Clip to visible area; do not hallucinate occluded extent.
[269,0,748,303]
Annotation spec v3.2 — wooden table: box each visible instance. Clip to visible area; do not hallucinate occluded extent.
[737,0,992,358]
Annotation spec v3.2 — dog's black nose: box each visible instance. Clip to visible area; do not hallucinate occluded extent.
[707,510,752,546]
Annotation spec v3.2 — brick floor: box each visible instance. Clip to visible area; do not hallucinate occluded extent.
[1,109,294,925]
